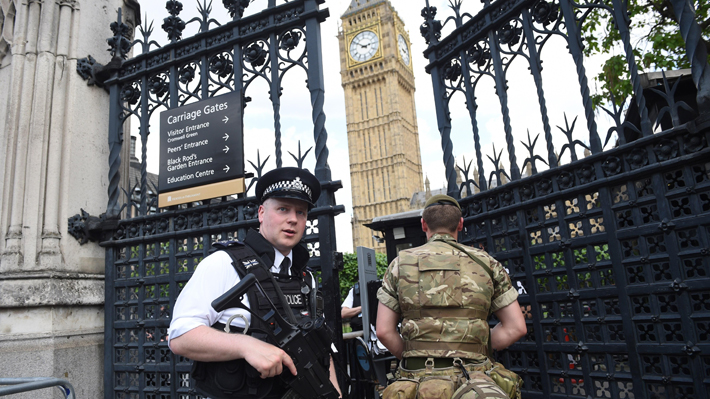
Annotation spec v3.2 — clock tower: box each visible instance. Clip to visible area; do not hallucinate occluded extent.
[338,0,423,252]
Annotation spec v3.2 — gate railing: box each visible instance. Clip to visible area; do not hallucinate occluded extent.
[421,0,710,398]
[0,378,76,398]
[75,1,344,398]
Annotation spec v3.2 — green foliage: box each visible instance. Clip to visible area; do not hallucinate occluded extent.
[338,252,389,298]
[581,0,710,108]
[536,244,610,289]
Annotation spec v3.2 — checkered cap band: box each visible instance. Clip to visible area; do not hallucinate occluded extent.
[263,177,313,202]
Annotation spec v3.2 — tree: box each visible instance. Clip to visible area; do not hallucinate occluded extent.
[581,0,709,107]
[338,252,389,298]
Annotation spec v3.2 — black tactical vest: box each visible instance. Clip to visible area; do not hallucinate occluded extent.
[191,240,320,399]
[349,283,363,331]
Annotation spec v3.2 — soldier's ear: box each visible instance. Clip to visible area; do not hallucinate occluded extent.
[421,218,428,233]
[456,217,464,232]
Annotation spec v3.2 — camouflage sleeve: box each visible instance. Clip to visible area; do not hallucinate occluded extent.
[489,255,518,313]
[376,257,401,314]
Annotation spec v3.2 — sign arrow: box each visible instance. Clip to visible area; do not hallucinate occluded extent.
[223,146,230,154]
[223,116,229,123]
[223,165,230,173]
[223,133,229,141]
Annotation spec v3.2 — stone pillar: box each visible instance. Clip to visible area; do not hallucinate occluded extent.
[0,1,137,397]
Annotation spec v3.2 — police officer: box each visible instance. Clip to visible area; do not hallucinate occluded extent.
[376,194,527,399]
[168,167,341,398]
[341,282,363,331]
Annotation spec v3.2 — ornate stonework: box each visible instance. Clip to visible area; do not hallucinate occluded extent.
[0,0,16,64]
[338,0,423,252]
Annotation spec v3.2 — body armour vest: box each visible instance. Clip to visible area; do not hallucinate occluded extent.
[349,283,363,330]
[397,234,495,360]
[191,240,323,399]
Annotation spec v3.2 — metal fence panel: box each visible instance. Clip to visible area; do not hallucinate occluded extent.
[422,0,710,397]
[79,1,344,397]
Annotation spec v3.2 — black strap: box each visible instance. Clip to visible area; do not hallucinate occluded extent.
[221,244,298,324]
[433,238,494,281]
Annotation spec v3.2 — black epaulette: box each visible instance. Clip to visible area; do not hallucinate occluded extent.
[210,240,243,253]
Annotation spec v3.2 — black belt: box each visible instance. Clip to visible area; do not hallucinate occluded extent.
[403,357,478,369]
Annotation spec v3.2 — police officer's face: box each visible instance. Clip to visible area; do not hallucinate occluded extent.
[258,198,308,256]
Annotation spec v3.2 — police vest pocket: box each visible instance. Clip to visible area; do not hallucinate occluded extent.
[192,358,247,397]
[418,259,463,307]
[214,359,246,391]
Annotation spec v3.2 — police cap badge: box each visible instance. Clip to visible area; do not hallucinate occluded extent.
[255,167,321,209]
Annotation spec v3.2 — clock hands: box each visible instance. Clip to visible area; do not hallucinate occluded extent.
[350,31,378,61]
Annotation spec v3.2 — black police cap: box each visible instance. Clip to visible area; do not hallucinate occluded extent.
[255,167,321,209]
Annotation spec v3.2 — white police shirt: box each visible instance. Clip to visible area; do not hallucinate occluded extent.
[168,249,312,347]
[341,287,363,319]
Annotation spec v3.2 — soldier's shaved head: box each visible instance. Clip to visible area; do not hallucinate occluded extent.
[422,204,461,233]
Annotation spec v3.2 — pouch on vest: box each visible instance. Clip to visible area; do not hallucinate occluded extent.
[417,257,463,308]
[487,361,522,399]
[191,323,286,399]
[418,376,456,399]
[451,371,509,399]
[191,355,283,399]
[381,379,418,399]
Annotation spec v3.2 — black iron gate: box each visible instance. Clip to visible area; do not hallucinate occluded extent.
[76,1,345,397]
[422,0,710,398]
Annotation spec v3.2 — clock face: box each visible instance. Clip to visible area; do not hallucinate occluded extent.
[350,30,379,62]
[398,34,410,66]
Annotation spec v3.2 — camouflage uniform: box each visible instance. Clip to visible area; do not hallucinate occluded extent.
[377,233,519,398]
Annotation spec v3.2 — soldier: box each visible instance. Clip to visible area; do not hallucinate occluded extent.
[168,167,341,399]
[376,194,527,399]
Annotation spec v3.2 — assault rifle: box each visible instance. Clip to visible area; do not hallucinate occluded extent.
[212,274,339,399]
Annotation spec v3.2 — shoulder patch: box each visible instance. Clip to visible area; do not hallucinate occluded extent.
[241,257,259,269]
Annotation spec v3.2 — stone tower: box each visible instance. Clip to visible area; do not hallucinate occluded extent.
[337,0,423,252]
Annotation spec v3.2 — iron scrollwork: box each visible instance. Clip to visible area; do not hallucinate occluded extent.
[244,41,268,67]
[683,133,707,153]
[121,81,141,106]
[420,6,442,45]
[653,139,679,161]
[223,0,252,19]
[532,0,559,26]
[575,164,596,184]
[162,0,186,41]
[626,148,648,170]
[209,53,234,79]
[467,42,491,68]
[108,18,132,60]
[601,156,622,177]
[498,22,523,46]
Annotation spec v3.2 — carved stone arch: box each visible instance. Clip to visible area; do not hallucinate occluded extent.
[0,0,16,64]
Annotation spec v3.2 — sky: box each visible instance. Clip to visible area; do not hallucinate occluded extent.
[134,0,616,253]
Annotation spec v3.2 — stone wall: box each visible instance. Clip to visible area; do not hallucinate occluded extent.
[0,1,138,397]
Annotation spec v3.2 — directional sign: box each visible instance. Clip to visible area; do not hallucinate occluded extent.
[158,91,243,207]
